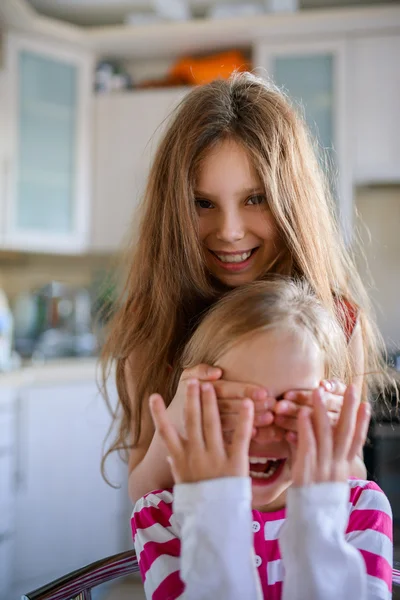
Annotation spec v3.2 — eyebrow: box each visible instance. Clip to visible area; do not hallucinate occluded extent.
[193,187,265,200]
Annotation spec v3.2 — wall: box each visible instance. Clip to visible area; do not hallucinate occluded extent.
[354,184,400,353]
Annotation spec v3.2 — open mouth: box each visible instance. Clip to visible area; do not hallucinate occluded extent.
[249,457,287,486]
[209,248,259,270]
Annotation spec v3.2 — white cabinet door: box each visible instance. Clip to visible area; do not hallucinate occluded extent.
[350,34,400,185]
[0,386,16,600]
[3,33,93,254]
[254,39,352,243]
[91,87,187,252]
[11,379,130,598]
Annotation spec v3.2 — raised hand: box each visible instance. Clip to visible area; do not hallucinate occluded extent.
[149,379,254,484]
[290,385,371,487]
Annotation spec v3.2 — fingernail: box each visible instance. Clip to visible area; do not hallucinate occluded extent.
[252,389,267,401]
[277,401,289,412]
[324,380,333,391]
[208,367,221,376]
[284,392,296,400]
[201,382,212,391]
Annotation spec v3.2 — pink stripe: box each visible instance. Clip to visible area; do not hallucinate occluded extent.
[359,549,392,591]
[153,569,185,600]
[346,509,393,541]
[349,480,381,505]
[393,568,400,584]
[140,538,181,580]
[133,501,173,530]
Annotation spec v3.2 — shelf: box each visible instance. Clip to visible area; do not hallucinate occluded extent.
[1,0,400,61]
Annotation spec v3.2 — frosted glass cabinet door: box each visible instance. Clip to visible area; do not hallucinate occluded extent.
[5,35,92,253]
[274,54,334,168]
[254,41,351,242]
[17,51,76,233]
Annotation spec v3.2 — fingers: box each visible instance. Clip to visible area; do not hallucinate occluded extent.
[220,411,273,431]
[283,390,314,407]
[200,383,224,451]
[184,380,205,449]
[347,402,371,464]
[181,364,222,382]
[252,424,285,443]
[321,379,347,397]
[149,394,183,458]
[291,407,316,487]
[213,380,269,403]
[218,397,276,415]
[281,390,343,414]
[229,400,254,472]
[312,389,333,481]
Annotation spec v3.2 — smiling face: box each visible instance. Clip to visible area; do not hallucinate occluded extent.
[194,138,284,287]
[216,327,325,511]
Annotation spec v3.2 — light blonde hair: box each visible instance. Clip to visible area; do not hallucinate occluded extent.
[101,71,386,470]
[177,278,348,390]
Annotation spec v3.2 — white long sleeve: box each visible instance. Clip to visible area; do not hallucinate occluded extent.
[174,477,263,600]
[280,482,391,600]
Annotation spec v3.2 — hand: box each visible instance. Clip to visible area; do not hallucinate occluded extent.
[290,385,371,486]
[273,379,346,434]
[149,379,254,484]
[166,364,223,435]
[213,379,276,434]
[178,365,275,436]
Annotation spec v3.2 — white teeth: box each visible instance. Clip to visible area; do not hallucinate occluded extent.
[215,251,252,263]
[249,463,279,479]
[249,457,278,464]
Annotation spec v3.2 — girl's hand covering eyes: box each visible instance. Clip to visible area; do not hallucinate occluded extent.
[289,385,371,487]
[149,379,254,485]
[177,364,274,439]
[273,379,346,433]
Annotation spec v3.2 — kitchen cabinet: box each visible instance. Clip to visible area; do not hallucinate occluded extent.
[0,386,15,600]
[2,33,93,253]
[254,39,352,243]
[350,34,400,185]
[91,87,187,252]
[7,374,130,599]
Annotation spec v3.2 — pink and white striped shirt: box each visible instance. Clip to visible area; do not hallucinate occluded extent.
[131,478,393,600]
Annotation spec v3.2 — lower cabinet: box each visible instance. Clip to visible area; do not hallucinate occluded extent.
[7,377,130,599]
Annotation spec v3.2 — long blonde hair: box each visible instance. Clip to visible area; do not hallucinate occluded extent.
[178,279,348,388]
[101,71,385,468]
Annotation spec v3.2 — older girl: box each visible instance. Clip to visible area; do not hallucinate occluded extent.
[101,72,385,501]
[132,279,393,599]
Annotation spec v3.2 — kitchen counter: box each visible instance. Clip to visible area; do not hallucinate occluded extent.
[0,357,103,388]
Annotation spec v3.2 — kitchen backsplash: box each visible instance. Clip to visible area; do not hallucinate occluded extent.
[0,251,117,302]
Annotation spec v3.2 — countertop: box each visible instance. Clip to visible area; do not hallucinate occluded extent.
[0,357,103,389]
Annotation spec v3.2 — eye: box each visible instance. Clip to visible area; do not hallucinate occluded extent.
[246,194,266,206]
[195,198,214,210]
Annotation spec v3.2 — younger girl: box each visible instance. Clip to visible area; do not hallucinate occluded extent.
[131,279,393,599]
[102,72,385,501]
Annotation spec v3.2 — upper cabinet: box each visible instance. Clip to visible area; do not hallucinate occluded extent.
[254,39,352,242]
[350,34,400,185]
[2,34,93,253]
[91,87,187,252]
